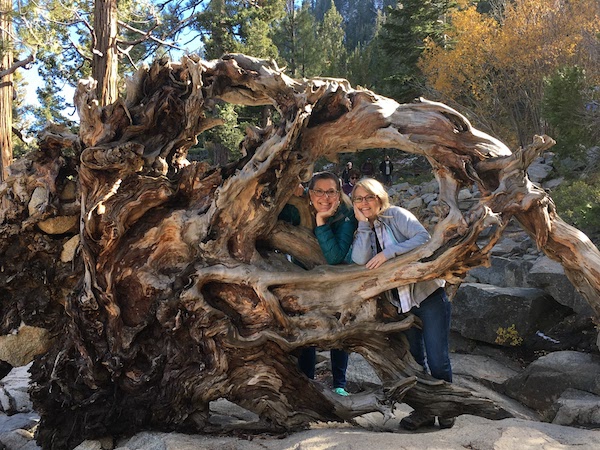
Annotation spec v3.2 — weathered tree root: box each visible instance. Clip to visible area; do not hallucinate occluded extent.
[0,54,596,449]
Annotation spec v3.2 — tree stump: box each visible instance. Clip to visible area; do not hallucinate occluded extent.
[1,54,599,449]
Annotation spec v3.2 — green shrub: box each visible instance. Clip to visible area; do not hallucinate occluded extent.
[542,66,593,166]
[552,179,600,241]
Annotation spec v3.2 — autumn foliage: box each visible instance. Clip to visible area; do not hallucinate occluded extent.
[418,0,600,147]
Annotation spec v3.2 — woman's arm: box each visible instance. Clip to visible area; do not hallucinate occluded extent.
[380,207,430,260]
[351,221,375,265]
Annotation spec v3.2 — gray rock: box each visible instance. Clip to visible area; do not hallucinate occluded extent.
[406,196,423,209]
[527,162,553,182]
[527,256,594,315]
[346,353,381,386]
[208,398,258,426]
[420,180,438,194]
[457,188,472,200]
[560,157,586,172]
[74,441,105,450]
[0,412,39,433]
[543,152,556,165]
[543,177,564,190]
[452,283,568,346]
[27,186,48,217]
[391,181,410,191]
[490,237,522,256]
[421,192,437,205]
[451,353,519,389]
[503,351,600,419]
[0,365,34,414]
[100,417,600,450]
[467,256,533,288]
[551,388,600,427]
[0,428,39,449]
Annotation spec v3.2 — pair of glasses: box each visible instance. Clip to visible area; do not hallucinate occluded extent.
[311,189,339,198]
[353,195,377,203]
[350,177,359,180]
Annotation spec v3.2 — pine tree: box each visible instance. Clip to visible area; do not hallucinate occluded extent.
[0,0,14,180]
[344,0,378,50]
[379,0,453,102]
[317,1,346,76]
[274,0,322,78]
[193,1,286,163]
[15,0,191,126]
[542,66,592,162]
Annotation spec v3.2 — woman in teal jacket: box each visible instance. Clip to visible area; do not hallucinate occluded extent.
[280,171,357,395]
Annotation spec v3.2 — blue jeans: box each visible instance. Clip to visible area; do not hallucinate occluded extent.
[404,288,452,382]
[298,347,349,389]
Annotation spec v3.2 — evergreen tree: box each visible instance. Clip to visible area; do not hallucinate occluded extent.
[317,2,346,76]
[274,0,324,78]
[192,1,285,163]
[344,0,378,50]
[0,0,15,179]
[313,0,339,22]
[379,0,453,102]
[15,0,191,127]
[196,0,284,59]
[542,66,592,163]
[346,10,387,90]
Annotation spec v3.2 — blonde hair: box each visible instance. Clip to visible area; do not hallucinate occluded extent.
[351,178,390,212]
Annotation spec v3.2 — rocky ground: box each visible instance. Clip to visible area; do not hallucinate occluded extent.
[2,349,600,449]
[2,152,600,449]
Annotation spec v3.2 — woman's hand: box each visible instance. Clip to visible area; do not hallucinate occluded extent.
[315,200,340,226]
[353,204,368,223]
[366,252,387,270]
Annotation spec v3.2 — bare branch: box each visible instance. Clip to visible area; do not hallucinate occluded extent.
[116,20,183,51]
[0,53,35,79]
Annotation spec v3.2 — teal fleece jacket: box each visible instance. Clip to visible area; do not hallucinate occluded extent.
[279,202,357,264]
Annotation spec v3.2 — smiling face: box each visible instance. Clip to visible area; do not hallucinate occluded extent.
[309,178,340,213]
[353,186,381,220]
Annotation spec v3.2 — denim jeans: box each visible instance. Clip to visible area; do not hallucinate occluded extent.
[298,347,349,389]
[404,288,452,382]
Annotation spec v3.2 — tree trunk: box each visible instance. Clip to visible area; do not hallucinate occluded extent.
[0,0,13,181]
[1,54,599,450]
[93,0,119,106]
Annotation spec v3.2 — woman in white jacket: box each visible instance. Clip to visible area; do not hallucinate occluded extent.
[350,178,455,431]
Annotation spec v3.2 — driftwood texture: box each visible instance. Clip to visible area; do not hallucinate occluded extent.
[1,54,599,449]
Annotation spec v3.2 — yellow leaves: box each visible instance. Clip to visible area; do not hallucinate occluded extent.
[419,4,497,101]
[418,0,600,143]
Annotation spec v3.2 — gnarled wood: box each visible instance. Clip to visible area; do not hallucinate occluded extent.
[1,53,599,449]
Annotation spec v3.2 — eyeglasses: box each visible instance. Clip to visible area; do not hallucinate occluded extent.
[352,195,378,203]
[310,189,339,198]
[350,176,359,180]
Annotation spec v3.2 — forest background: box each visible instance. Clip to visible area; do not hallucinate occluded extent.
[3,0,600,240]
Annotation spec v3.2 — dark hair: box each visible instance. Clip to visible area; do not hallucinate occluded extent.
[308,171,352,209]
[308,171,342,191]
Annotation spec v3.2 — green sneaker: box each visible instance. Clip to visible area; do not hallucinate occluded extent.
[333,387,350,396]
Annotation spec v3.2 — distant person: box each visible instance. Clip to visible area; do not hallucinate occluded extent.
[360,158,375,177]
[342,170,360,195]
[379,155,394,186]
[341,161,353,184]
